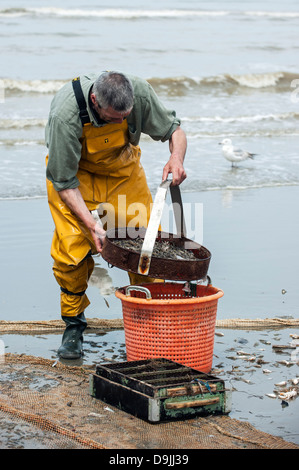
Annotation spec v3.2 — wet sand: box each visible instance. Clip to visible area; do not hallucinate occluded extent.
[0,186,298,446]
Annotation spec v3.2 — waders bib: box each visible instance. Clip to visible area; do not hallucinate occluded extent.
[47,78,154,317]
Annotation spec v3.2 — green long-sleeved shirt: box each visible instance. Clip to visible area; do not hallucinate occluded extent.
[45,73,181,191]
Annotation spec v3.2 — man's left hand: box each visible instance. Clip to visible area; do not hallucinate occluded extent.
[162,126,187,185]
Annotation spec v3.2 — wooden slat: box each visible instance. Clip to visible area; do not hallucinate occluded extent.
[165,397,220,410]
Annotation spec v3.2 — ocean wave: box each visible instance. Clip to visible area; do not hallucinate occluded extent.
[186,130,299,139]
[1,7,299,20]
[149,71,299,93]
[244,11,299,19]
[0,139,45,146]
[0,119,47,129]
[182,112,299,124]
[0,7,230,19]
[0,195,46,201]
[182,181,299,193]
[0,78,67,94]
[1,72,298,97]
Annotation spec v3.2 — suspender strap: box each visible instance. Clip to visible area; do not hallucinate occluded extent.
[72,77,91,126]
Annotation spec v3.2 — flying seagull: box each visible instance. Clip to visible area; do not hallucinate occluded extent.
[219,138,256,167]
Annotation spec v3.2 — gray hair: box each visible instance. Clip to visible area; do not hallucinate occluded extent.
[92,72,134,113]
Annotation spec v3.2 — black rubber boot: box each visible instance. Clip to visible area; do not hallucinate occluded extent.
[57,312,87,359]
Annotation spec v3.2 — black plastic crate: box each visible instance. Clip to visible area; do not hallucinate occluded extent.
[90,358,231,422]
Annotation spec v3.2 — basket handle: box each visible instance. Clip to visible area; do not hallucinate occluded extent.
[125,285,152,299]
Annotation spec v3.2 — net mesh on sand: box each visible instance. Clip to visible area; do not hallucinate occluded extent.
[0,352,298,450]
[1,317,298,334]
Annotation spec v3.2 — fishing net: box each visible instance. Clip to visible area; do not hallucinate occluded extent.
[0,353,298,450]
[1,317,298,450]
[1,316,298,334]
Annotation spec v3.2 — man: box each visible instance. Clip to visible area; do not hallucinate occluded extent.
[45,71,187,359]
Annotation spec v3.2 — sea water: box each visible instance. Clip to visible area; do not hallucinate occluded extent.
[0,0,299,198]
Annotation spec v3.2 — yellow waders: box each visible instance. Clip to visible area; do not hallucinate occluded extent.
[47,119,155,317]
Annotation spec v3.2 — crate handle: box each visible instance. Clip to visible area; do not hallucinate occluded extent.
[165,396,220,410]
[125,285,152,299]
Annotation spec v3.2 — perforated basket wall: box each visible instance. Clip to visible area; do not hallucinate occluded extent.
[115,283,224,373]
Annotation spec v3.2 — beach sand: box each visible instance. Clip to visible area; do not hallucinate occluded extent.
[0,186,298,445]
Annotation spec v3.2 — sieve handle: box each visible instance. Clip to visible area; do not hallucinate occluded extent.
[138,180,186,276]
[137,180,171,276]
[169,184,186,239]
[125,285,152,299]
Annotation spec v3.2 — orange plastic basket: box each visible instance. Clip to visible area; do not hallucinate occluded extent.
[115,282,224,373]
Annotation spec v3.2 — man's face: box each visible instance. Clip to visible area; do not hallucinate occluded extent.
[91,93,131,124]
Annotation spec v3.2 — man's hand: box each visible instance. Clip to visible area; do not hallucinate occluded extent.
[58,187,106,253]
[162,126,187,185]
[162,155,187,186]
[90,220,106,253]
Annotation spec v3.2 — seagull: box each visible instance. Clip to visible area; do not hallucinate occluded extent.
[219,138,256,167]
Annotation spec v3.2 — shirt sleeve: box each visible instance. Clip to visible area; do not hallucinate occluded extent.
[46,114,82,191]
[127,79,181,145]
[140,82,181,142]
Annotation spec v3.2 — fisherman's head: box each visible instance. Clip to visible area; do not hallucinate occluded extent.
[91,71,134,123]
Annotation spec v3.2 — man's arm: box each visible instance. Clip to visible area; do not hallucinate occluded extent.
[58,187,106,253]
[162,126,187,185]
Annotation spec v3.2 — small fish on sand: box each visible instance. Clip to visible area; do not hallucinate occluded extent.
[278,389,297,400]
[276,360,292,366]
[275,381,287,387]
[290,333,299,339]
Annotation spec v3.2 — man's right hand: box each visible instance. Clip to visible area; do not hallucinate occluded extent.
[91,220,106,253]
[59,187,106,253]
